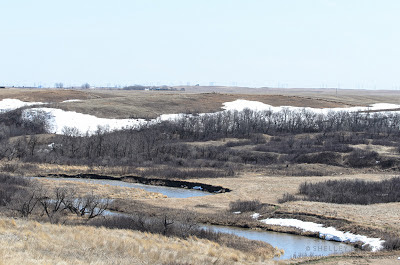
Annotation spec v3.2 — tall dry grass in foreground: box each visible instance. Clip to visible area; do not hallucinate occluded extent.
[0,217,277,265]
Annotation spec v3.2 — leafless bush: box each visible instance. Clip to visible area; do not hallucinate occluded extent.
[0,163,18,173]
[139,168,229,179]
[346,149,380,168]
[229,199,262,212]
[298,177,400,204]
[278,193,298,203]
[293,152,341,166]
[383,236,400,250]
[89,214,219,241]
[0,174,32,206]
[8,186,41,217]
[66,193,110,219]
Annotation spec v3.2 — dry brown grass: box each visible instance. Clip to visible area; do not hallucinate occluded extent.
[130,172,400,236]
[350,144,398,158]
[0,87,370,119]
[0,88,101,102]
[35,178,166,200]
[289,252,400,265]
[0,216,278,265]
[54,91,354,119]
[0,162,139,177]
[182,86,400,107]
[3,87,400,119]
[7,160,400,238]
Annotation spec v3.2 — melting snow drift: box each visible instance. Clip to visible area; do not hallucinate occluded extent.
[3,98,400,136]
[261,218,384,252]
[23,108,148,135]
[61,99,83,103]
[0,98,46,113]
[222,100,400,114]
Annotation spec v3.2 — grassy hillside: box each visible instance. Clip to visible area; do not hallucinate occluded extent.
[0,216,278,265]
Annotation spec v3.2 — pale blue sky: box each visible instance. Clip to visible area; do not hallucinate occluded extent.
[1,1,400,89]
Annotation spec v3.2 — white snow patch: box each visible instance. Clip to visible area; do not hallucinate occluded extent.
[157,113,187,121]
[222,99,400,114]
[233,211,241,214]
[251,213,261,219]
[261,218,384,252]
[23,108,147,135]
[192,186,203,190]
[0,98,46,113]
[18,99,400,136]
[61,99,83,103]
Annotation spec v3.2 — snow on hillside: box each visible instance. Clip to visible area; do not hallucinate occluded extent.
[61,99,83,103]
[3,98,400,136]
[23,108,147,135]
[222,99,400,114]
[261,218,384,252]
[0,98,46,113]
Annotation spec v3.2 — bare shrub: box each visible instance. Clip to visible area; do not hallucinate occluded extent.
[298,177,400,204]
[0,163,18,173]
[229,199,262,212]
[140,168,228,179]
[346,149,380,168]
[383,236,400,250]
[293,152,341,166]
[225,139,252,147]
[278,193,298,203]
[9,186,41,217]
[66,193,110,219]
[0,174,32,206]
[89,214,219,241]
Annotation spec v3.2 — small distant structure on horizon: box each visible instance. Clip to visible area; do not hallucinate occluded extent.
[123,85,179,91]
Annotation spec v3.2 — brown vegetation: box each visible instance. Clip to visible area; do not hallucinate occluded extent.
[0,216,278,265]
[3,88,400,263]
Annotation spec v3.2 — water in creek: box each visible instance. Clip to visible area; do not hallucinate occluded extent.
[202,225,355,260]
[37,177,355,260]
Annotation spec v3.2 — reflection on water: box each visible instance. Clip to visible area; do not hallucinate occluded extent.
[202,225,355,260]
[34,177,210,198]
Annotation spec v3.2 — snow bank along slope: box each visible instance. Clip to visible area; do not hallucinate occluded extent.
[23,108,148,135]
[261,218,384,252]
[0,99,46,113]
[223,99,400,114]
[3,98,400,136]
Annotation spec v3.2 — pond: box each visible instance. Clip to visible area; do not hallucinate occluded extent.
[34,177,211,198]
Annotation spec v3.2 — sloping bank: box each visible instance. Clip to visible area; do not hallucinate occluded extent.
[37,173,231,194]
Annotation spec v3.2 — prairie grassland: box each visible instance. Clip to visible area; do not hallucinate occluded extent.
[0,162,138,177]
[9,160,400,236]
[0,88,362,119]
[182,86,400,107]
[35,178,166,200]
[52,91,352,119]
[0,88,99,102]
[294,252,400,265]
[0,216,278,265]
[134,172,400,235]
[3,87,400,119]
